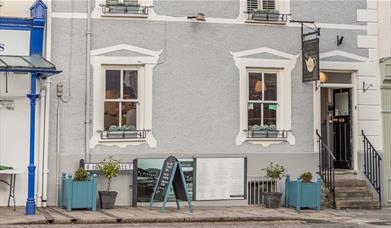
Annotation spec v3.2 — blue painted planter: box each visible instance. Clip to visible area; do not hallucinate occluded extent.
[61,173,97,212]
[284,175,321,212]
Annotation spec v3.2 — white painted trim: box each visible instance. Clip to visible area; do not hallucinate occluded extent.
[320,50,369,62]
[314,48,380,169]
[90,44,161,148]
[231,47,298,146]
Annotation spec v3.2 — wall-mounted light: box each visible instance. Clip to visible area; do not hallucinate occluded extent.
[337,35,344,46]
[187,13,206,21]
[319,71,327,83]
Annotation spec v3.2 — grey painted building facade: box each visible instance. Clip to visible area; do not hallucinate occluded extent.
[45,0,383,207]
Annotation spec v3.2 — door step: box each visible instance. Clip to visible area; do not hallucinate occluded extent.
[335,198,380,209]
[334,179,367,187]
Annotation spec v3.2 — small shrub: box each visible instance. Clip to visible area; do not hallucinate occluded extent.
[262,162,286,181]
[98,156,120,191]
[300,171,313,183]
[74,168,88,181]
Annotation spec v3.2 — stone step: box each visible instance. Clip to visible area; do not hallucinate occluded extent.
[335,189,373,198]
[335,198,380,210]
[335,186,368,192]
[334,170,358,175]
[334,179,367,187]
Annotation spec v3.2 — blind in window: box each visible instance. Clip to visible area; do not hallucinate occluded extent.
[247,0,276,11]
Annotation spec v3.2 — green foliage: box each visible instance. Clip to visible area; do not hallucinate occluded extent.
[300,171,313,183]
[74,168,88,181]
[262,162,286,180]
[98,156,120,191]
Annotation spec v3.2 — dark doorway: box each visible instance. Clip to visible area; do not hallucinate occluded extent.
[320,86,352,170]
[332,88,352,169]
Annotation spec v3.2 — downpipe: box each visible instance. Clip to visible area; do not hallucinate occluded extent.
[85,0,92,162]
[42,80,51,207]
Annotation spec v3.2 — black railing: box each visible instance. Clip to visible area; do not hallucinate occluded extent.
[243,129,290,139]
[100,1,149,15]
[316,130,336,208]
[244,10,290,22]
[98,129,150,140]
[362,130,382,206]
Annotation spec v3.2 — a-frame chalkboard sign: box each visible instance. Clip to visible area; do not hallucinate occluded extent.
[149,156,193,213]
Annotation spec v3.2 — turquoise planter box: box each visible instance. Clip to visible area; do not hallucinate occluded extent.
[284,175,321,212]
[61,173,97,212]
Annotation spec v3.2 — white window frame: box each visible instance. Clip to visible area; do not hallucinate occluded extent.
[231,47,298,146]
[246,69,281,130]
[90,44,161,148]
[103,66,143,131]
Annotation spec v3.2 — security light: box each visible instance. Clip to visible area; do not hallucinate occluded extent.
[187,13,206,21]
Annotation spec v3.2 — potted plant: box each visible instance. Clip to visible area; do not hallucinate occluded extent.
[251,124,278,138]
[252,9,280,21]
[60,168,97,212]
[262,162,285,208]
[285,171,322,212]
[98,156,120,209]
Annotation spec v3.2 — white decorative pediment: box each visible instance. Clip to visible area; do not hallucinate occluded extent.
[91,44,161,57]
[231,47,298,60]
[320,50,368,62]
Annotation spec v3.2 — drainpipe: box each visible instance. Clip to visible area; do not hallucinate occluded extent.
[55,98,61,206]
[42,0,52,207]
[42,80,51,207]
[85,0,92,162]
[37,85,46,208]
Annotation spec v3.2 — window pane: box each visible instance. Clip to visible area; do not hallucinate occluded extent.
[263,103,277,127]
[264,73,277,101]
[105,70,121,99]
[122,102,137,129]
[123,70,138,99]
[248,103,262,128]
[249,72,263,101]
[104,102,120,130]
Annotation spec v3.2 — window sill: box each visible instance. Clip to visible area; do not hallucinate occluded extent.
[90,132,157,148]
[101,13,148,18]
[245,20,287,25]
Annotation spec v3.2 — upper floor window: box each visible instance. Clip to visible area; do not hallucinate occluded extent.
[246,0,289,23]
[100,0,149,16]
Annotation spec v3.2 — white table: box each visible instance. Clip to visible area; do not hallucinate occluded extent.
[0,169,24,211]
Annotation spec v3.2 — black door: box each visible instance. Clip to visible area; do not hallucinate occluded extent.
[333,88,352,169]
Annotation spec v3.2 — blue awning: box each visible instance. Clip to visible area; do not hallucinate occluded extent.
[0,55,61,76]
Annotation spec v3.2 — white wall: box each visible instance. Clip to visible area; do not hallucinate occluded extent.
[378,0,391,59]
[0,0,36,18]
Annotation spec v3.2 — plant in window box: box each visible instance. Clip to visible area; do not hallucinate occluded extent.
[98,156,120,209]
[285,171,321,212]
[250,124,278,138]
[252,9,280,21]
[60,168,97,212]
[262,162,285,208]
[107,125,138,139]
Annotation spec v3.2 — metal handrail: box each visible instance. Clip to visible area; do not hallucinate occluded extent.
[316,129,336,208]
[97,129,150,140]
[362,130,382,207]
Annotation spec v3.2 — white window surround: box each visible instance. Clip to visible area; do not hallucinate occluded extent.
[90,44,162,148]
[231,47,298,146]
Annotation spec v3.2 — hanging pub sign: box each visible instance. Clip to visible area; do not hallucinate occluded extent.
[302,38,320,82]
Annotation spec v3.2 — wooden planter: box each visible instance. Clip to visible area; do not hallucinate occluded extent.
[284,175,321,212]
[61,173,97,212]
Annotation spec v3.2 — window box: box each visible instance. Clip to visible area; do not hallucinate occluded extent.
[252,10,280,21]
[60,173,97,212]
[100,0,149,16]
[98,129,150,140]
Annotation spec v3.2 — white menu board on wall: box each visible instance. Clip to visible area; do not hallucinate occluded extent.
[195,158,245,200]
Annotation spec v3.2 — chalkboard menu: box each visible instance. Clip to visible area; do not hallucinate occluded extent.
[149,155,192,213]
[153,156,177,201]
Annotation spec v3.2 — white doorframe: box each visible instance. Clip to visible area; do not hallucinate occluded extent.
[313,71,358,170]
